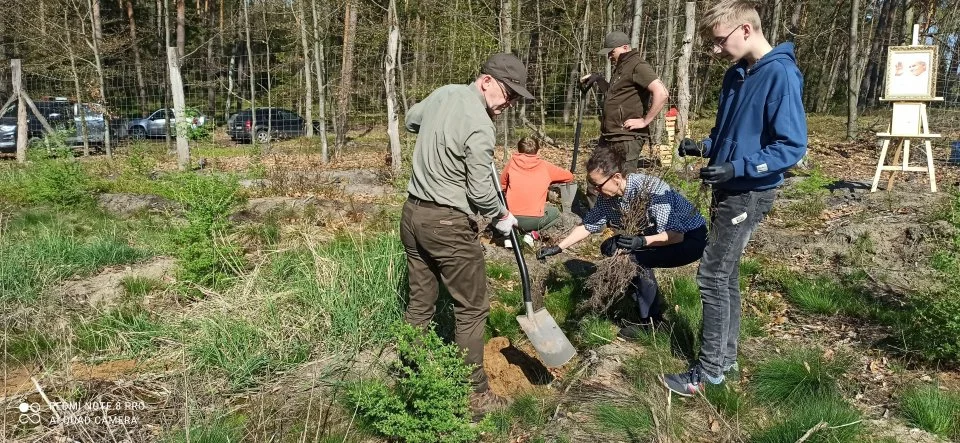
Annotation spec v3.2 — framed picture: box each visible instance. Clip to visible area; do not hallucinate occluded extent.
[885,46,938,100]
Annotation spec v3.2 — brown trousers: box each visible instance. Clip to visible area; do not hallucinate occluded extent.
[597,137,648,174]
[400,198,489,392]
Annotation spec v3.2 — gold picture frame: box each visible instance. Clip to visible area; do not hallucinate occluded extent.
[885,45,938,100]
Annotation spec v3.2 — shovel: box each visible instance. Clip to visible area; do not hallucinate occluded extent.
[557,88,590,212]
[489,162,577,368]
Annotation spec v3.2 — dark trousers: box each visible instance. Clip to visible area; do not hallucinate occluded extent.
[400,198,490,392]
[515,204,561,232]
[597,137,648,174]
[628,225,708,318]
[697,188,775,378]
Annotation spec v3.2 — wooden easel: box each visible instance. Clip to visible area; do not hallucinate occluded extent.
[871,25,941,193]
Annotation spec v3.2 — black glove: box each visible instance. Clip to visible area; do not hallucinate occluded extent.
[615,234,647,251]
[700,163,735,185]
[678,138,704,157]
[600,236,619,257]
[580,73,603,92]
[537,245,562,261]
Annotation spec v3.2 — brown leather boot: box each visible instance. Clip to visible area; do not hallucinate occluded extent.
[469,389,508,419]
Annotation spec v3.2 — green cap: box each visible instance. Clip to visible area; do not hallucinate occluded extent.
[598,31,631,55]
[480,53,534,100]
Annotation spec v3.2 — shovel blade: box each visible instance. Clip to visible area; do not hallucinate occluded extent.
[517,309,577,368]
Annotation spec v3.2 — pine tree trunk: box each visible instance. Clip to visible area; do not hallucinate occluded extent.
[88,0,111,157]
[631,0,643,48]
[770,0,782,43]
[676,1,694,141]
[243,0,255,134]
[176,0,185,57]
[815,11,840,113]
[564,0,590,125]
[65,11,90,156]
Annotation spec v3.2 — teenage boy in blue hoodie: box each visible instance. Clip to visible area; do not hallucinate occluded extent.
[661,0,808,397]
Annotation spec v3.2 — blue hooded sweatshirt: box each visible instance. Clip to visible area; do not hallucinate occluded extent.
[701,42,808,191]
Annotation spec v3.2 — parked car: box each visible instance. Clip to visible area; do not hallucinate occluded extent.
[227,107,313,143]
[126,107,206,140]
[0,98,106,153]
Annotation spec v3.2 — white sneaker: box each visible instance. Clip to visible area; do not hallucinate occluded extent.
[504,239,513,249]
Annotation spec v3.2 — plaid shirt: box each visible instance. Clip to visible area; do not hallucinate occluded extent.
[582,173,706,235]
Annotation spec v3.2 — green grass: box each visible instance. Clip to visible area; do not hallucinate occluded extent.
[785,277,851,315]
[1,209,148,302]
[120,275,165,298]
[752,348,852,406]
[750,397,861,443]
[487,305,522,342]
[740,316,767,338]
[264,233,407,351]
[486,261,517,281]
[575,315,615,348]
[664,276,702,358]
[543,280,577,326]
[75,305,165,355]
[163,414,247,443]
[495,288,522,309]
[188,315,311,390]
[591,403,652,441]
[899,384,960,439]
[703,383,748,418]
[3,330,56,363]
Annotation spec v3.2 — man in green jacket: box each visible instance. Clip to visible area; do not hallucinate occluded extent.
[582,31,670,173]
[401,53,533,412]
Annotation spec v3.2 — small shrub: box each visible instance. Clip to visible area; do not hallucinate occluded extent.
[163,173,244,291]
[24,154,94,207]
[903,289,960,361]
[752,347,852,405]
[900,384,960,438]
[346,322,487,443]
[750,398,861,443]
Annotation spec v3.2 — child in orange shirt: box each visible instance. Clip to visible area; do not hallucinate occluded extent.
[500,137,574,238]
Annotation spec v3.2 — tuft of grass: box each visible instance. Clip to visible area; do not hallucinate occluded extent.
[75,305,164,355]
[163,414,247,443]
[495,288,522,309]
[1,214,148,302]
[486,306,522,342]
[752,348,852,406]
[575,315,615,348]
[899,384,960,439]
[665,276,702,358]
[750,397,861,443]
[265,234,407,350]
[120,275,164,298]
[3,330,56,363]
[592,403,653,441]
[703,383,748,418]
[507,393,554,428]
[188,315,310,390]
[785,278,843,314]
[486,261,517,281]
[740,316,767,338]
[543,281,577,325]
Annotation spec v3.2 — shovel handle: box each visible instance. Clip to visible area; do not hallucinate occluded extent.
[489,162,533,308]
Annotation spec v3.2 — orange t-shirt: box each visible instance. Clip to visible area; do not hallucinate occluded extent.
[500,153,574,217]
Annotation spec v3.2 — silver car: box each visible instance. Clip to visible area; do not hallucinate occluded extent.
[126,108,206,140]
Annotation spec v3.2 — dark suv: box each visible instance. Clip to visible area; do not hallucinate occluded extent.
[227,108,311,144]
[0,99,106,152]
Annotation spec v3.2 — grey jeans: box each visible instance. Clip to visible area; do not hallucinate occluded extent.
[697,188,775,378]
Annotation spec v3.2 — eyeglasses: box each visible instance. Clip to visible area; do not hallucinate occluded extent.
[713,24,743,48]
[496,80,520,103]
[592,174,615,191]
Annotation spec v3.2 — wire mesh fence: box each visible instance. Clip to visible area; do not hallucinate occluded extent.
[2,0,960,164]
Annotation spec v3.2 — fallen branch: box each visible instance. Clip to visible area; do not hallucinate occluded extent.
[795,421,828,443]
[520,114,559,148]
